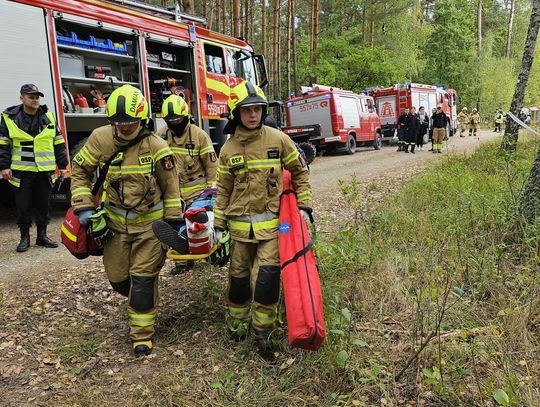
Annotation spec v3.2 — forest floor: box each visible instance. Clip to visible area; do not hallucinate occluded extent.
[0,130,507,406]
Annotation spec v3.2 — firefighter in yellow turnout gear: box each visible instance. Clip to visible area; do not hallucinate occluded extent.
[214,81,312,353]
[458,107,469,137]
[469,108,480,136]
[156,95,217,274]
[70,85,182,356]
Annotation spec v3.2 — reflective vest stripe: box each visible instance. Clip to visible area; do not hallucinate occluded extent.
[227,305,249,318]
[78,146,98,166]
[105,201,164,224]
[164,198,182,208]
[108,165,152,175]
[171,147,200,156]
[283,149,300,165]
[297,191,312,203]
[200,145,214,155]
[153,146,173,162]
[8,177,20,188]
[214,208,226,220]
[72,187,92,199]
[130,313,155,327]
[229,217,279,232]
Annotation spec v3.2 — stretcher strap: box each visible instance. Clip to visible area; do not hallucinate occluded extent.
[281,240,313,270]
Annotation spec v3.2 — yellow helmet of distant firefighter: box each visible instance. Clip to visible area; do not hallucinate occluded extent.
[161,94,190,122]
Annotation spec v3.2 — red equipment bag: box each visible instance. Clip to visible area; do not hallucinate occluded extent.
[279,170,326,351]
[60,207,103,259]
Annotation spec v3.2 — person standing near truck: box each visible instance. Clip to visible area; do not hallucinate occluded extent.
[404,107,419,154]
[0,84,68,252]
[458,107,469,137]
[397,108,408,152]
[431,105,449,154]
[214,81,312,354]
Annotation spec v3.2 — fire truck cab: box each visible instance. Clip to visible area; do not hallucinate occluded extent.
[372,83,457,141]
[284,85,383,155]
[0,0,267,202]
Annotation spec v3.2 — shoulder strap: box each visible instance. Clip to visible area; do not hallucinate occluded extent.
[91,131,151,196]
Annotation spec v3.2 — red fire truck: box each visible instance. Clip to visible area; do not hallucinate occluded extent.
[0,0,267,201]
[283,85,383,156]
[372,83,457,141]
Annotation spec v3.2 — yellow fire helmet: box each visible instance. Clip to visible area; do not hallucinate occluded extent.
[462,107,468,111]
[106,84,149,125]
[161,94,190,122]
[472,108,478,112]
[227,81,267,120]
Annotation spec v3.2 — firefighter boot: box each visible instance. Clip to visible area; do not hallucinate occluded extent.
[226,306,250,341]
[16,226,30,252]
[133,340,153,357]
[36,225,58,248]
[253,329,280,358]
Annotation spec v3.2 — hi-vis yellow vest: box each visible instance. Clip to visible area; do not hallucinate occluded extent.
[2,111,63,172]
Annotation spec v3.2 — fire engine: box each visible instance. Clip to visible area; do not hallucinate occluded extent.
[283,85,383,156]
[371,83,457,141]
[0,0,268,201]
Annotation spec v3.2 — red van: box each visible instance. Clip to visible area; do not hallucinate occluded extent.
[283,85,383,155]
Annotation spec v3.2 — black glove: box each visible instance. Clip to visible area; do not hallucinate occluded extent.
[299,206,314,224]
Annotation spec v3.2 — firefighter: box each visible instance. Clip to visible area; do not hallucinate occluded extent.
[214,81,312,353]
[494,108,504,132]
[397,108,408,151]
[431,105,448,154]
[458,107,469,137]
[469,108,480,136]
[70,85,182,356]
[155,94,217,275]
[0,84,68,252]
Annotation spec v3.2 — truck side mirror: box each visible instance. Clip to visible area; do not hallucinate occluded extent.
[254,54,268,88]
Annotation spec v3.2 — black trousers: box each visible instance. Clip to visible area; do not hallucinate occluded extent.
[14,172,52,228]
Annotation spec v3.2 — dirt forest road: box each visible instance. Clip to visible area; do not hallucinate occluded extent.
[0,130,498,283]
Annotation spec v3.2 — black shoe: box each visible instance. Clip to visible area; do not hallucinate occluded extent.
[36,235,58,248]
[152,220,188,253]
[16,236,30,252]
[411,150,415,154]
[133,340,153,357]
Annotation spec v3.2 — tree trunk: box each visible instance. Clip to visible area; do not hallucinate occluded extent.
[286,0,293,98]
[310,0,319,65]
[272,0,281,99]
[232,0,240,37]
[182,0,194,14]
[522,147,540,222]
[262,0,267,58]
[362,0,366,44]
[505,0,516,58]
[291,0,299,97]
[215,0,221,32]
[502,0,540,150]
[222,0,227,34]
[477,0,482,53]
[370,0,376,47]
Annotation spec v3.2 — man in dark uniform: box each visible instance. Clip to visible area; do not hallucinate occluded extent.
[397,108,408,152]
[0,84,68,252]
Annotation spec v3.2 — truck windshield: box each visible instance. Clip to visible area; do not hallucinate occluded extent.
[233,50,257,85]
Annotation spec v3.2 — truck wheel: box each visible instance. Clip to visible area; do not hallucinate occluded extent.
[373,132,382,150]
[345,134,356,155]
[298,142,317,165]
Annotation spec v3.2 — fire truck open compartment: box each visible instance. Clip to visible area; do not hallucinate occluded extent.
[53,14,142,158]
[144,36,197,127]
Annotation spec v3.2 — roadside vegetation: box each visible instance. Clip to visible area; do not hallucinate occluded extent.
[2,135,540,406]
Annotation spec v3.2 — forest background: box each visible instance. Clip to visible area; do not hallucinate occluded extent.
[148,0,538,120]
